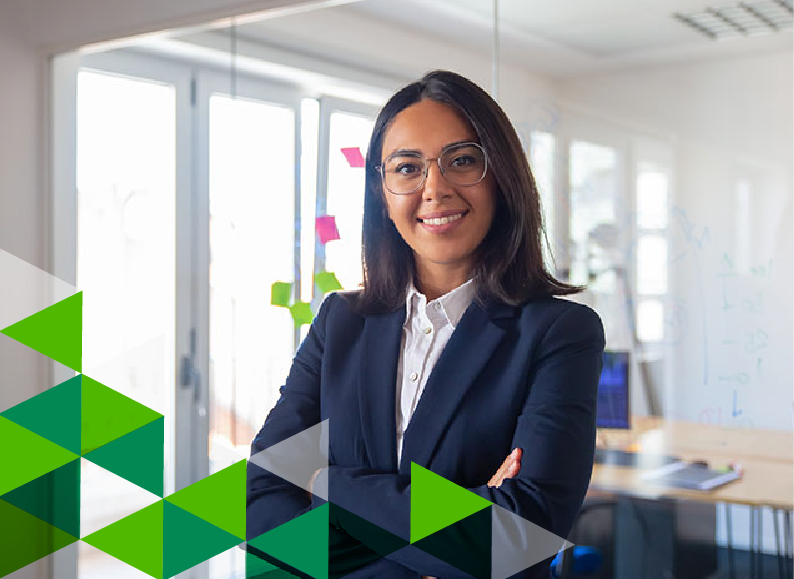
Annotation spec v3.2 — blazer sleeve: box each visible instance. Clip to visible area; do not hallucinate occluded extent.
[315,303,605,578]
[246,292,420,578]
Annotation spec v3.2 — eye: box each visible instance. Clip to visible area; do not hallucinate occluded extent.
[450,154,476,167]
[393,161,422,176]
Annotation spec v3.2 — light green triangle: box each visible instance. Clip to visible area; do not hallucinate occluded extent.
[248,503,329,579]
[0,498,78,577]
[1,375,82,455]
[163,501,243,578]
[82,500,164,578]
[0,416,79,496]
[84,417,164,497]
[165,460,246,540]
[410,462,492,543]
[81,375,162,455]
[0,291,82,372]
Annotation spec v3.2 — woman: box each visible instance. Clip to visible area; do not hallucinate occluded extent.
[247,70,605,579]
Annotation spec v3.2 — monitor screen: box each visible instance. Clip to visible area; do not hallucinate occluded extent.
[596,351,630,429]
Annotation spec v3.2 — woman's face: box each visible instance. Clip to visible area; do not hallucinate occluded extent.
[380,99,496,276]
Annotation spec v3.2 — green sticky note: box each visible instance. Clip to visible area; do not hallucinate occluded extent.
[289,302,313,326]
[271,282,292,307]
[315,271,343,294]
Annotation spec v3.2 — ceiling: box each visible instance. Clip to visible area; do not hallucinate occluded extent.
[311,0,793,78]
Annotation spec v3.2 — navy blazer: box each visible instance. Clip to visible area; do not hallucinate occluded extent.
[247,290,605,578]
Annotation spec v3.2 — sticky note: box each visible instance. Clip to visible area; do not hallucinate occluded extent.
[271,282,292,307]
[315,271,343,293]
[341,147,365,168]
[289,302,313,326]
[315,215,340,244]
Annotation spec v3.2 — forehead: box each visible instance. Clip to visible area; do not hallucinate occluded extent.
[382,100,477,157]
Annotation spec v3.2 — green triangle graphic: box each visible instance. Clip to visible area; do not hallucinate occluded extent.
[81,375,163,455]
[165,459,246,540]
[0,291,82,372]
[413,507,492,579]
[1,375,82,455]
[163,501,243,578]
[248,503,330,579]
[0,416,79,496]
[0,458,80,537]
[82,500,165,578]
[0,498,78,577]
[410,463,492,543]
[84,416,164,497]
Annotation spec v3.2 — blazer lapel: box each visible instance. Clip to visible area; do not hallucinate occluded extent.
[398,298,515,474]
[359,305,406,471]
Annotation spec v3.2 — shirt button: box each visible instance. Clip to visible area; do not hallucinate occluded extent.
[434,303,442,309]
[410,372,418,381]
[424,327,432,334]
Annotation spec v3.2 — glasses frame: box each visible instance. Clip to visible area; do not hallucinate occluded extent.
[375,141,489,195]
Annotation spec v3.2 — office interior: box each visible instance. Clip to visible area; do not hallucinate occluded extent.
[0,0,792,577]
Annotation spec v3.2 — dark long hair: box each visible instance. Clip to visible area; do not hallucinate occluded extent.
[346,70,581,315]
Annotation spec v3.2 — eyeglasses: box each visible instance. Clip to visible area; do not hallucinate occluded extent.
[376,142,488,195]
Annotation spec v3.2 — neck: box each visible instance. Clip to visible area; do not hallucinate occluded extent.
[414,258,472,301]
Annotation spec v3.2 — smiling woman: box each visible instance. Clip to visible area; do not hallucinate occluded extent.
[247,70,606,579]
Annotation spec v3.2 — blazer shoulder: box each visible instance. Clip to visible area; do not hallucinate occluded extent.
[519,296,604,341]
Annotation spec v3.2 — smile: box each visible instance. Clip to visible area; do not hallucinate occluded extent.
[417,211,467,225]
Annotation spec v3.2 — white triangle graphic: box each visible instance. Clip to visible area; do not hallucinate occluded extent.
[248,419,329,500]
[491,504,573,579]
[80,457,161,538]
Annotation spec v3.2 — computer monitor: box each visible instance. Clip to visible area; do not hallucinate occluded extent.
[596,350,630,429]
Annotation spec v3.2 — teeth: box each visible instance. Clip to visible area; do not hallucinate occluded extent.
[422,212,464,225]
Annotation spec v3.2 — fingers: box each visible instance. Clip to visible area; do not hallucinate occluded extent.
[488,448,522,488]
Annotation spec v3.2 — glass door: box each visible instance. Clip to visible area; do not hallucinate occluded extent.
[74,50,191,579]
[196,71,303,578]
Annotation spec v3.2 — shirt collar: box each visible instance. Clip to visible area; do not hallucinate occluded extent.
[404,277,476,329]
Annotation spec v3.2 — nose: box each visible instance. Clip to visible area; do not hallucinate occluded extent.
[422,160,452,201]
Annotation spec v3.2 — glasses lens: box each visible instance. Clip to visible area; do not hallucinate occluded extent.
[441,144,486,186]
[383,154,425,194]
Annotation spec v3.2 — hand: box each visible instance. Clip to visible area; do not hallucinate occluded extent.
[307,468,323,498]
[487,448,522,488]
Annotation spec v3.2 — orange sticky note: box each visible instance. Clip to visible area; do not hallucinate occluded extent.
[341,147,365,168]
[316,215,340,244]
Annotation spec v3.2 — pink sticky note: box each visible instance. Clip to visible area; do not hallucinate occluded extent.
[316,215,340,244]
[341,147,366,168]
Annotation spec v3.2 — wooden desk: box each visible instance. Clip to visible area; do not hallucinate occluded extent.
[586,417,793,579]
[590,417,793,508]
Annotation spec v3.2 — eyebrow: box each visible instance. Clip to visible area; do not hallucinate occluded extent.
[385,140,475,158]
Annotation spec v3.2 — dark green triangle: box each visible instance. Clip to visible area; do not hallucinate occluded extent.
[0,291,82,372]
[249,503,329,579]
[0,416,79,496]
[84,416,164,497]
[0,498,78,577]
[163,501,242,578]
[327,503,408,579]
[0,458,80,537]
[82,500,164,578]
[413,506,492,579]
[247,549,301,577]
[165,459,245,539]
[1,375,82,455]
[81,375,163,455]
[410,462,491,543]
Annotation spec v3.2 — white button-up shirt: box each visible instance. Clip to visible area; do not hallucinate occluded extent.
[395,277,476,467]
